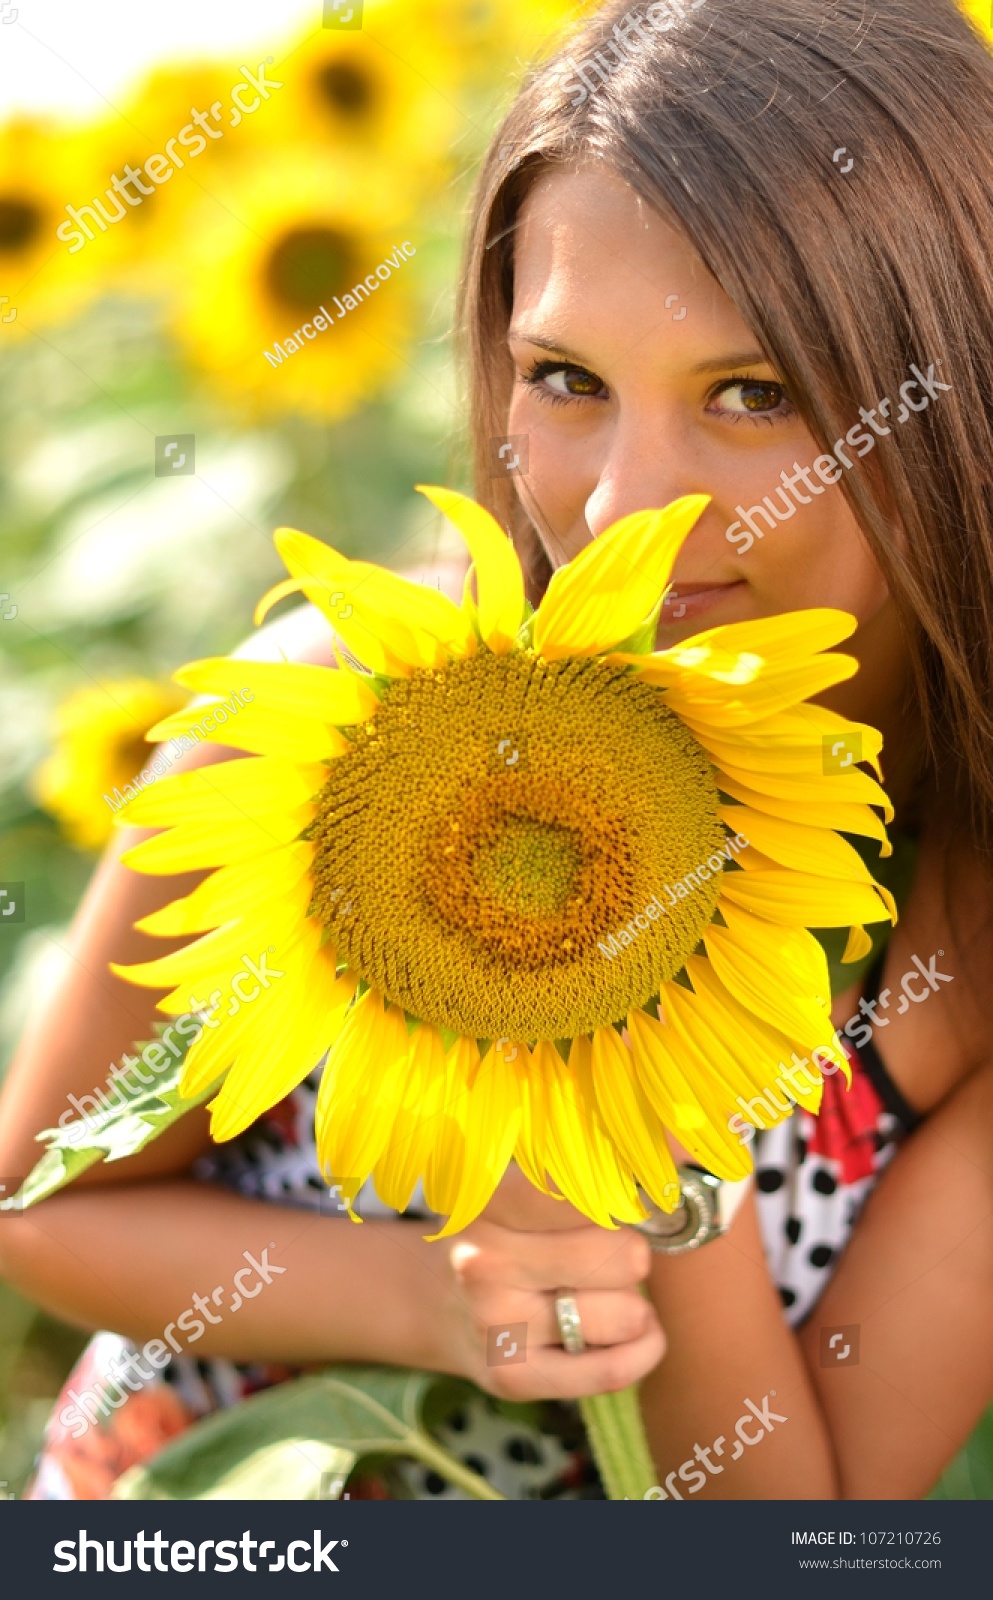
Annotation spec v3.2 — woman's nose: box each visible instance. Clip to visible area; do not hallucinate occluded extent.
[582,433,691,540]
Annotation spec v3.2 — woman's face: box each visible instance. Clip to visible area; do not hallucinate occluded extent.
[506,164,893,638]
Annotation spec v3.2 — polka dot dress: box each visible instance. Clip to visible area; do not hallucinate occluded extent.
[751,1037,919,1326]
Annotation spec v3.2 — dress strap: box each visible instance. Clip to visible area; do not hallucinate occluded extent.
[852,951,924,1134]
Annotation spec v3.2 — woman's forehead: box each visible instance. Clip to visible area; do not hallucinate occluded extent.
[511,167,755,359]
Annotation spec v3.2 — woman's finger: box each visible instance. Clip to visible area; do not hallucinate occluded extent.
[480,1320,666,1403]
[531,1288,654,1349]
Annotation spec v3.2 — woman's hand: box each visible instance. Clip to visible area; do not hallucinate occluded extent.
[443,1165,665,1400]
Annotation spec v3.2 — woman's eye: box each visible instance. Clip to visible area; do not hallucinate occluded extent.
[520,360,608,404]
[709,377,795,423]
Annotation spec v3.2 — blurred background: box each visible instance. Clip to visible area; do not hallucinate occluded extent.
[0,0,989,1500]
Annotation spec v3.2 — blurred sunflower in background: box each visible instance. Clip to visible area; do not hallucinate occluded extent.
[267,17,461,179]
[172,153,421,421]
[33,679,187,853]
[0,118,118,335]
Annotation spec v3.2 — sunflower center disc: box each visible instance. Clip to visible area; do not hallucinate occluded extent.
[308,651,727,1040]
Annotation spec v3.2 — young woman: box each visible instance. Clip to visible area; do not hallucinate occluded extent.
[1,0,991,1501]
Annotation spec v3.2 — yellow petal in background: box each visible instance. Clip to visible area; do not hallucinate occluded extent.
[534,497,709,660]
[416,485,525,652]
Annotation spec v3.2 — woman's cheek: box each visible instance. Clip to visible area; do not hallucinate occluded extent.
[507,406,593,549]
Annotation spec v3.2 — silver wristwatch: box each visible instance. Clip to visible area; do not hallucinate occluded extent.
[634,1165,753,1254]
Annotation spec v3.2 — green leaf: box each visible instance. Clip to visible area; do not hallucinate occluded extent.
[611,595,664,656]
[0,1042,218,1214]
[110,1367,505,1501]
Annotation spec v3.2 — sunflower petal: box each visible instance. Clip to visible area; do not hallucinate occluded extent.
[534,1040,617,1228]
[720,859,895,927]
[135,842,313,936]
[423,1036,473,1217]
[568,1037,648,1223]
[686,950,846,1096]
[716,773,892,857]
[843,925,874,962]
[118,804,314,874]
[659,657,859,724]
[426,1043,523,1238]
[314,992,411,1200]
[590,1025,680,1212]
[172,659,381,726]
[511,1043,563,1198]
[416,485,525,653]
[717,804,882,881]
[147,703,346,763]
[206,939,356,1140]
[627,1006,756,1179]
[534,497,710,660]
[119,757,325,828]
[704,901,837,1048]
[373,1023,447,1213]
[713,758,893,820]
[275,529,474,673]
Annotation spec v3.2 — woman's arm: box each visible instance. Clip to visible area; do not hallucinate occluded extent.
[0,1178,461,1371]
[638,1059,993,1500]
[0,602,336,1188]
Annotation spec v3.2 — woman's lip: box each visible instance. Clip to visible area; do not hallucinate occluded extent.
[660,581,747,622]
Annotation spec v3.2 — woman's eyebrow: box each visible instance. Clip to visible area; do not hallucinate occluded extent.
[690,351,771,374]
[508,329,775,376]
[506,327,586,361]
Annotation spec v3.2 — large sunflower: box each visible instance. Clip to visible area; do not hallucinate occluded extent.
[115,490,895,1238]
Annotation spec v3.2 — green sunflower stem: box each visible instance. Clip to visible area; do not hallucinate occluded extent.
[579,1387,658,1501]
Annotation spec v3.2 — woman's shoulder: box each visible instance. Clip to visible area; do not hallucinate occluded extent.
[871,830,993,1118]
[229,602,336,668]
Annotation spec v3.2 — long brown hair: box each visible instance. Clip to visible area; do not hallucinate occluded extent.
[456,0,993,855]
